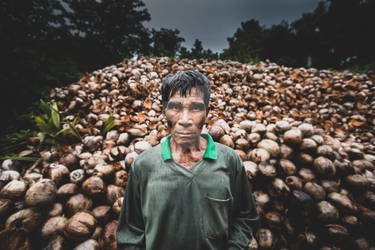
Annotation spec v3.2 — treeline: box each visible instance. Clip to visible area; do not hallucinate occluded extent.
[221,0,375,70]
[0,0,374,134]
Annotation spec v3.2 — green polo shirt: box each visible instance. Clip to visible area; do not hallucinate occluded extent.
[117,134,258,250]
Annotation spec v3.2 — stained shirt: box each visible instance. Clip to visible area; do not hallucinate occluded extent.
[116,134,258,250]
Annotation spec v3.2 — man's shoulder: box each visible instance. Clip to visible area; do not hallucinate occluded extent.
[215,142,239,159]
[134,144,162,166]
[214,142,245,176]
[130,144,163,178]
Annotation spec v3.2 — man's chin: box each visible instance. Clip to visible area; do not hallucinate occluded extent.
[173,136,198,147]
[175,138,194,146]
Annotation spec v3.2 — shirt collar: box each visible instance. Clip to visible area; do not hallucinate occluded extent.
[161,133,218,161]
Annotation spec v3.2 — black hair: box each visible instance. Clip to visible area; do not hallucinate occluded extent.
[161,70,211,114]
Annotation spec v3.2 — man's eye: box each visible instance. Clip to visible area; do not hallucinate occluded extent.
[191,104,205,111]
[167,103,181,110]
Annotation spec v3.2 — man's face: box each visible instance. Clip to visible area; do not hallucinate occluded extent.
[164,87,207,147]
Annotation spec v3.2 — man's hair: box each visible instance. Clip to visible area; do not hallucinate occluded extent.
[161,70,211,113]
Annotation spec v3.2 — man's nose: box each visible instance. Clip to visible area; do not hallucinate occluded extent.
[178,109,192,127]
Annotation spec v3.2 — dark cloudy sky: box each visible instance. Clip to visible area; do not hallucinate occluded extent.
[142,0,320,53]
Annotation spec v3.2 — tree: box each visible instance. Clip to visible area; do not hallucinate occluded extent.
[59,0,151,64]
[0,0,155,134]
[292,0,375,69]
[220,19,264,63]
[179,39,218,60]
[191,39,204,58]
[151,28,185,57]
[201,48,219,60]
[262,21,298,66]
[292,1,337,68]
[324,0,375,67]
[179,47,191,59]
[0,0,73,133]
[221,0,375,69]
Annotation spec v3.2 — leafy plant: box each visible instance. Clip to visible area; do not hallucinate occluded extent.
[0,156,40,162]
[101,115,116,135]
[0,129,35,155]
[34,99,82,144]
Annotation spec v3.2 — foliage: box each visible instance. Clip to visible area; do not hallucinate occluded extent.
[0,156,40,162]
[102,115,117,135]
[58,0,151,62]
[0,0,152,136]
[221,20,265,63]
[33,100,82,145]
[0,129,35,156]
[179,47,191,59]
[179,39,219,60]
[191,39,204,58]
[150,28,185,57]
[262,21,299,66]
[221,0,375,70]
[346,62,375,74]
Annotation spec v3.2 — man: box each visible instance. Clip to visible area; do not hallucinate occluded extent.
[116,70,258,250]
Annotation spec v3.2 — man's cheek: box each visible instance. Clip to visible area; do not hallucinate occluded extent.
[198,117,205,129]
[164,113,174,129]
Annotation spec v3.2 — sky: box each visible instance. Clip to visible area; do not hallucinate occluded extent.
[142,0,320,53]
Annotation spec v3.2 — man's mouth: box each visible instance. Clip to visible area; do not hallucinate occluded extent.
[176,132,194,136]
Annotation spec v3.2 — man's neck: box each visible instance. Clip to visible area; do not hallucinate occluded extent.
[170,135,208,167]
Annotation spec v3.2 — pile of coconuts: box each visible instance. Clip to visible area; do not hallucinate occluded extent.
[0,57,375,250]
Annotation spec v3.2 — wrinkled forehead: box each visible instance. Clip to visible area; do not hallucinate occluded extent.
[168,87,205,102]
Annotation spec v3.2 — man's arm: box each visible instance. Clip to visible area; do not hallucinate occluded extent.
[228,155,259,250]
[116,164,145,250]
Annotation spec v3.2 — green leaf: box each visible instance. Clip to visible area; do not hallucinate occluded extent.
[56,101,63,108]
[2,140,27,149]
[46,138,58,145]
[55,126,70,136]
[103,115,115,129]
[0,141,28,154]
[40,99,51,116]
[51,108,60,129]
[51,102,59,112]
[34,116,50,132]
[103,122,116,134]
[9,129,33,143]
[67,121,82,141]
[102,115,116,134]
[37,132,46,143]
[2,129,33,152]
[48,117,54,129]
[72,115,79,126]
[0,156,40,162]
